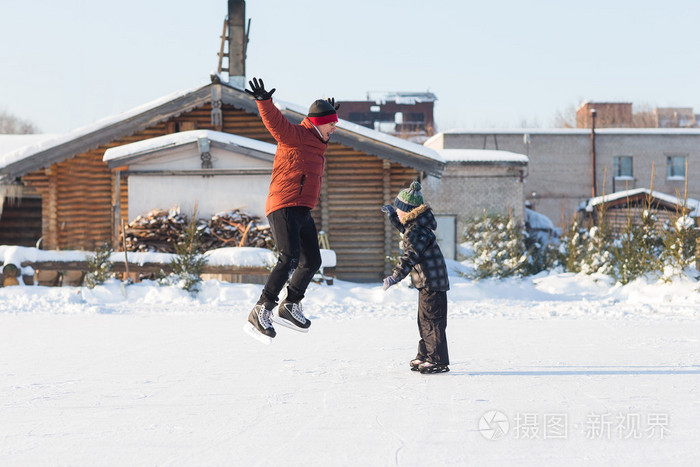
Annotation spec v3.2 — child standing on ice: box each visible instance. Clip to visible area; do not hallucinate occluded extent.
[381,181,450,374]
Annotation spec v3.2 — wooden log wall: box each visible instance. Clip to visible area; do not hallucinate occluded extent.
[22,120,179,250]
[605,207,679,234]
[323,146,417,281]
[324,148,384,281]
[19,102,420,281]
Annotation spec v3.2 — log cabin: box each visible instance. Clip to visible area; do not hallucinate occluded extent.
[0,78,445,282]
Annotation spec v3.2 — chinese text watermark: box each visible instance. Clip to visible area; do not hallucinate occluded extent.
[479,410,670,441]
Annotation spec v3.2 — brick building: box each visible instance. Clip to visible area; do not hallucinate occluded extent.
[577,101,700,129]
[577,102,633,128]
[425,129,700,228]
[419,148,528,259]
[336,92,437,143]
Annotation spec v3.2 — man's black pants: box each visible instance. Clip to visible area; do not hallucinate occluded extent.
[259,206,322,306]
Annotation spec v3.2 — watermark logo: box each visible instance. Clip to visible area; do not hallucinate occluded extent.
[479,410,510,440]
[477,410,670,441]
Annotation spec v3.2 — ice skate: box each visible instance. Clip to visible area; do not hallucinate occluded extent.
[418,362,450,374]
[273,300,311,332]
[243,303,276,344]
[410,359,424,371]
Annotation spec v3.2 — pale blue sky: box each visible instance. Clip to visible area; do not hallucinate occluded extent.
[1,0,699,134]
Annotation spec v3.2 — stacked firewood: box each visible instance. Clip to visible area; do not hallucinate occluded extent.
[122,208,274,253]
[123,208,186,253]
[204,210,274,250]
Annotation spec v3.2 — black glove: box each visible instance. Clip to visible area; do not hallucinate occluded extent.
[245,77,276,101]
[327,97,340,110]
[381,204,396,216]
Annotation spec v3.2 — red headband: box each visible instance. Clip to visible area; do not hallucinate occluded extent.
[308,113,338,126]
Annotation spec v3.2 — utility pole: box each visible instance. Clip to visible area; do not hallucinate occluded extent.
[590,108,597,198]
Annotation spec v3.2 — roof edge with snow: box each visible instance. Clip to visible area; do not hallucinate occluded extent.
[1,80,445,181]
[582,188,700,217]
[272,98,445,178]
[435,148,528,164]
[103,129,277,167]
[437,128,700,136]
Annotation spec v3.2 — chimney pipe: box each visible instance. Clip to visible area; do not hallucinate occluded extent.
[227,0,246,88]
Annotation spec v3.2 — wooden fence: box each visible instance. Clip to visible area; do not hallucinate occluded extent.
[3,261,334,287]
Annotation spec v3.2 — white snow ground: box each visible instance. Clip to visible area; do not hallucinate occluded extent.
[1,270,699,466]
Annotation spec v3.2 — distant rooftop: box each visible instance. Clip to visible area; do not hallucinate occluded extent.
[365,91,438,105]
[435,148,528,164]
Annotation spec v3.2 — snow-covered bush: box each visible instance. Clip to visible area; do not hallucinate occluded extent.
[581,224,615,276]
[462,211,560,280]
[660,214,698,280]
[559,221,587,273]
[609,209,664,284]
[558,216,614,276]
[559,200,698,283]
[462,213,529,279]
[522,210,560,276]
[84,243,113,288]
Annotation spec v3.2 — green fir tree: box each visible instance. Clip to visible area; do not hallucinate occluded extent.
[559,220,587,273]
[85,242,113,288]
[610,207,663,284]
[660,213,698,279]
[162,212,208,293]
[463,212,529,279]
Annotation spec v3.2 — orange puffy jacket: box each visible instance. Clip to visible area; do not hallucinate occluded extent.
[256,99,328,216]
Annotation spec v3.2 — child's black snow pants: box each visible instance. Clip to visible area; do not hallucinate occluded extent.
[416,288,449,365]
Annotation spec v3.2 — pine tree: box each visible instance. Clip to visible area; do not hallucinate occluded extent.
[162,211,208,293]
[610,205,663,284]
[85,243,113,288]
[560,220,587,273]
[576,195,616,276]
[659,170,698,280]
[660,213,698,279]
[463,212,529,279]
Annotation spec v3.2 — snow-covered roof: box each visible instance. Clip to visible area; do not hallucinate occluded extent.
[436,148,528,164]
[435,128,700,136]
[103,129,277,163]
[525,208,555,230]
[365,91,438,105]
[583,188,700,217]
[1,79,445,180]
[0,134,61,166]
[0,86,203,174]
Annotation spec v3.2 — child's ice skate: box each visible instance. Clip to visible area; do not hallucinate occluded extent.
[409,359,424,371]
[418,361,450,374]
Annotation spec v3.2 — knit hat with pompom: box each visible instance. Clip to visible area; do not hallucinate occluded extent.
[394,180,424,212]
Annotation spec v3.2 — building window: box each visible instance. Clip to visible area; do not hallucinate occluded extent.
[613,156,633,179]
[666,155,687,180]
[408,112,425,123]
